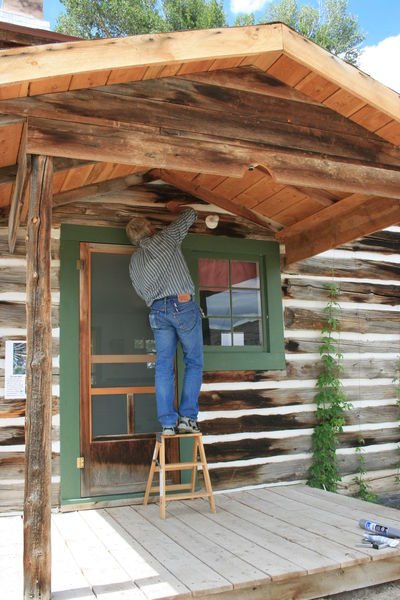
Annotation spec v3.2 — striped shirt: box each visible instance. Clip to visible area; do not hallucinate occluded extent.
[129,208,197,306]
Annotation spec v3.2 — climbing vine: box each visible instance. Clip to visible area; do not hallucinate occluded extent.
[307,283,352,492]
[353,436,377,502]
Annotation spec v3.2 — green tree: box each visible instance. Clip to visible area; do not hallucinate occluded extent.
[234,13,255,27]
[56,0,226,38]
[260,0,365,64]
[163,0,226,31]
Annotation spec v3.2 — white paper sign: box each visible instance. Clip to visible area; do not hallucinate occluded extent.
[5,340,26,399]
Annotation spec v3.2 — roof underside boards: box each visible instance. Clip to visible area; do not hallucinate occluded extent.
[0,23,399,263]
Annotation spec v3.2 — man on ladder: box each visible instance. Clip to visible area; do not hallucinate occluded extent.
[126,203,203,436]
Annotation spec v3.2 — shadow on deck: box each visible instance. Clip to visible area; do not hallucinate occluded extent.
[2,484,400,599]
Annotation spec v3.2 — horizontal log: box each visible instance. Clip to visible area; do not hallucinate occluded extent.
[283,277,400,306]
[199,385,398,409]
[284,306,400,335]
[341,230,400,254]
[0,397,59,418]
[0,303,59,328]
[0,265,59,287]
[0,425,25,445]
[205,445,398,490]
[283,254,400,280]
[285,336,400,354]
[201,404,398,435]
[204,427,400,463]
[0,481,60,512]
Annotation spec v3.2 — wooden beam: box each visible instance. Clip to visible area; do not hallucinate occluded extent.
[0,24,283,88]
[263,154,400,200]
[3,78,398,168]
[153,169,282,232]
[8,123,31,253]
[24,155,53,600]
[279,195,400,264]
[27,116,248,177]
[52,172,146,206]
[26,115,400,198]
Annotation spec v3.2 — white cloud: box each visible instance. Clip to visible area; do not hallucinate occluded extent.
[358,34,400,93]
[230,0,270,15]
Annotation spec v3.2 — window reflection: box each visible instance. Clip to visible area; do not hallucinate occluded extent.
[198,258,263,347]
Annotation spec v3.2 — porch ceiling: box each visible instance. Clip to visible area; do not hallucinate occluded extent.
[0,23,399,263]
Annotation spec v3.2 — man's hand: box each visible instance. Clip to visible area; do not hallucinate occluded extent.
[166,200,188,213]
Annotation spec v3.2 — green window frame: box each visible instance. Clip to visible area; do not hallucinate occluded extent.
[182,234,285,371]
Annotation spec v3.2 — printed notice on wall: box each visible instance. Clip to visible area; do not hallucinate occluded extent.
[5,340,26,399]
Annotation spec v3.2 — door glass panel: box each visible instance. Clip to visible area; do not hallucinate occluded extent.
[91,362,155,388]
[92,394,127,438]
[90,250,157,438]
[134,393,160,434]
[91,252,154,356]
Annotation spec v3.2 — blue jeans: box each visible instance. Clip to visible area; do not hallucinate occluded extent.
[149,296,203,427]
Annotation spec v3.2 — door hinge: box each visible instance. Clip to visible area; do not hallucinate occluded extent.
[76,456,85,469]
[76,259,85,271]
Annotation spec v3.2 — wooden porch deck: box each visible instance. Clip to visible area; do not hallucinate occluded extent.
[2,484,400,600]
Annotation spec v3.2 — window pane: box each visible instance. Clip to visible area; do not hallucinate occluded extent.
[91,362,154,388]
[198,258,229,287]
[231,289,261,316]
[231,260,259,288]
[90,252,154,356]
[134,393,159,434]
[233,318,263,346]
[200,288,230,316]
[91,394,127,438]
[202,317,231,346]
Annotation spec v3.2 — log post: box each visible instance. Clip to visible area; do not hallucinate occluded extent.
[24,155,53,600]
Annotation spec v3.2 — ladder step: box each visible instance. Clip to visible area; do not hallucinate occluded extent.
[155,461,201,471]
[149,483,194,493]
[165,491,212,502]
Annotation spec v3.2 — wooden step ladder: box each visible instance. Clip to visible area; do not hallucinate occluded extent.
[143,432,216,519]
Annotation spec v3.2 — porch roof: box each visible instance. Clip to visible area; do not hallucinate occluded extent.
[0,23,399,262]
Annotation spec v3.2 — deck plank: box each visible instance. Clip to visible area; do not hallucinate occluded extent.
[51,522,95,600]
[269,485,400,532]
[215,492,371,568]
[108,504,232,596]
[238,489,374,560]
[135,502,268,590]
[53,511,145,599]
[83,508,191,600]
[296,483,400,523]
[2,485,400,600]
[182,495,340,575]
[166,498,306,581]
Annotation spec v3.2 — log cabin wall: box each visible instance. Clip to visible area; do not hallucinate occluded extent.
[0,220,399,512]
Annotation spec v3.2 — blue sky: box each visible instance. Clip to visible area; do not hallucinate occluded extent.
[43,0,400,91]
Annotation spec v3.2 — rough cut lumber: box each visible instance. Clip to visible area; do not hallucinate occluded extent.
[279,195,400,264]
[52,172,146,206]
[8,124,30,253]
[152,169,281,232]
[24,155,53,600]
[0,24,283,88]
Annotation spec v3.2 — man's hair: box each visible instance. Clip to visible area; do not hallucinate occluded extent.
[126,217,152,245]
